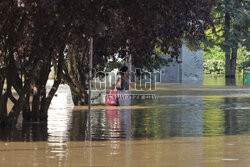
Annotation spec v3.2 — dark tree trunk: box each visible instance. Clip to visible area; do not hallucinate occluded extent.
[71,89,84,105]
[35,56,51,121]
[0,74,6,125]
[40,79,61,121]
[225,77,236,86]
[40,46,65,121]
[0,91,8,125]
[71,89,87,105]
[225,46,237,85]
[224,15,239,85]
[224,11,231,78]
[61,45,88,106]
[229,20,239,78]
[230,46,238,77]
[8,80,31,125]
[32,88,41,121]
[22,90,31,121]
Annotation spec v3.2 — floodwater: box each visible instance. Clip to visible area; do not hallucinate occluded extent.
[1,77,250,167]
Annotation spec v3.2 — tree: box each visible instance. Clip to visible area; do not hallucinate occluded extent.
[0,0,215,125]
[207,0,249,80]
[60,0,215,105]
[0,0,69,124]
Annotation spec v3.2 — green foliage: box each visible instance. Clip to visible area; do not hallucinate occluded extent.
[204,60,225,74]
[240,61,250,69]
[204,45,250,74]
[105,59,124,72]
[238,47,250,69]
[203,45,225,74]
[203,0,249,76]
[237,47,250,62]
[212,0,249,50]
[204,45,225,60]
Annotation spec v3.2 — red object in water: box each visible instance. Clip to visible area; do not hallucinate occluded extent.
[106,90,118,106]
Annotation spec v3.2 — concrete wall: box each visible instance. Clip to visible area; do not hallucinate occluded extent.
[160,55,180,83]
[159,44,203,85]
[92,43,203,91]
[181,44,203,85]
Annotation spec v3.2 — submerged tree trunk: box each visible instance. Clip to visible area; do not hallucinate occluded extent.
[40,46,65,121]
[230,46,238,77]
[0,90,8,125]
[32,87,41,121]
[8,80,31,125]
[31,62,50,121]
[0,67,7,124]
[0,48,63,125]
[224,2,239,80]
[22,90,31,121]
[225,46,238,85]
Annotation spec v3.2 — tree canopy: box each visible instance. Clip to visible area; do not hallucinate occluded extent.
[204,0,249,78]
[0,0,215,125]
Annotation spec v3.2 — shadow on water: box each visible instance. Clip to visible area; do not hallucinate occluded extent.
[1,76,250,142]
[2,96,250,142]
[203,74,243,86]
[225,77,236,86]
[0,121,48,141]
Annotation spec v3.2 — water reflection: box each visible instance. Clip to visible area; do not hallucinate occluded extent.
[1,83,250,142]
[73,96,250,141]
[1,78,250,167]
[85,106,131,140]
[203,74,243,86]
[0,121,48,141]
[46,82,73,163]
[132,96,204,138]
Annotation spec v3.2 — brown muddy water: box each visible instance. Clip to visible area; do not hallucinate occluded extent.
[1,77,250,167]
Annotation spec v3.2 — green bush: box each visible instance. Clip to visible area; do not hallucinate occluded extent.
[204,46,250,74]
[203,60,225,74]
[204,45,225,60]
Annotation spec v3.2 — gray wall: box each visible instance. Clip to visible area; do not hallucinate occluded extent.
[159,44,203,85]
[161,55,180,83]
[181,44,203,85]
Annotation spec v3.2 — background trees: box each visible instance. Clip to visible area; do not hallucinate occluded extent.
[0,0,215,125]
[205,0,249,79]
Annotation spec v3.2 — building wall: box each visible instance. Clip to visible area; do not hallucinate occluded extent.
[181,44,203,85]
[160,56,180,83]
[159,44,203,85]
